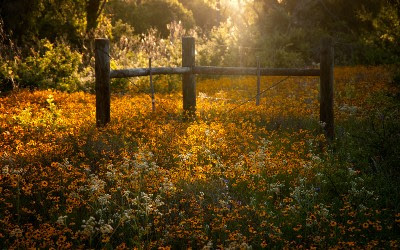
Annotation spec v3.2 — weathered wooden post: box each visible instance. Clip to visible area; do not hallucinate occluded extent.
[182,37,196,114]
[320,37,334,140]
[95,38,111,127]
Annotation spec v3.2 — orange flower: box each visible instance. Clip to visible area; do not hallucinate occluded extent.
[347,242,355,247]
[260,241,268,248]
[11,180,18,187]
[293,224,302,231]
[41,180,48,187]
[57,235,66,243]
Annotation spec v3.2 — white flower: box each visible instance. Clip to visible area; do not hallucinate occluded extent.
[2,165,9,174]
[348,168,357,176]
[57,215,68,225]
[100,224,113,234]
[98,194,112,206]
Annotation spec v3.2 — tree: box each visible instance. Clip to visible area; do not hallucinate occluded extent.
[0,0,108,51]
[0,0,88,50]
[107,0,195,37]
[86,0,108,35]
[246,0,400,65]
[178,0,221,32]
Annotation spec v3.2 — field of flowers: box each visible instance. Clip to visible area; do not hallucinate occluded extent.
[0,66,399,248]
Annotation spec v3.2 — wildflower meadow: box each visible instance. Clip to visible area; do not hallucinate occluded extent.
[0,66,399,248]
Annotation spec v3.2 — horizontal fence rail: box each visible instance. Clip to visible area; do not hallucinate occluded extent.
[110,67,191,78]
[95,36,335,140]
[193,66,320,76]
[110,67,320,78]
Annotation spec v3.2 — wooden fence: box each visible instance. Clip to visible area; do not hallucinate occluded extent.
[95,37,334,139]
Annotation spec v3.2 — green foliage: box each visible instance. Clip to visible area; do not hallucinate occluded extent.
[0,0,87,48]
[259,28,317,67]
[334,89,400,210]
[1,0,400,72]
[0,17,19,93]
[178,0,221,32]
[111,20,136,43]
[252,0,400,65]
[391,68,400,87]
[107,0,195,37]
[133,0,194,37]
[12,94,64,129]
[197,21,241,67]
[16,40,83,91]
[2,0,400,97]
[357,4,400,64]
[0,61,16,93]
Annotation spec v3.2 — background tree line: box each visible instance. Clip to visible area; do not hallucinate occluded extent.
[1,0,399,92]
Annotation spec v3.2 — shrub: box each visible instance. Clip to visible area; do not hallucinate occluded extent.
[0,60,16,93]
[16,39,83,92]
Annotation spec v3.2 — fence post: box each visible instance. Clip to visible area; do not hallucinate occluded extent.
[182,37,196,114]
[320,37,334,140]
[95,38,111,127]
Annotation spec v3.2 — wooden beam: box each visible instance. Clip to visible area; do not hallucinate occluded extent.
[193,66,320,76]
[110,67,191,78]
[110,66,320,78]
[95,38,110,127]
[320,37,335,140]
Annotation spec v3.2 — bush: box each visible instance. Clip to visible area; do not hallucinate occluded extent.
[16,39,83,91]
[0,61,16,93]
[197,20,241,67]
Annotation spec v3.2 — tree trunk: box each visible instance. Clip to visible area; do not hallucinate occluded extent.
[86,0,102,35]
[84,0,106,65]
